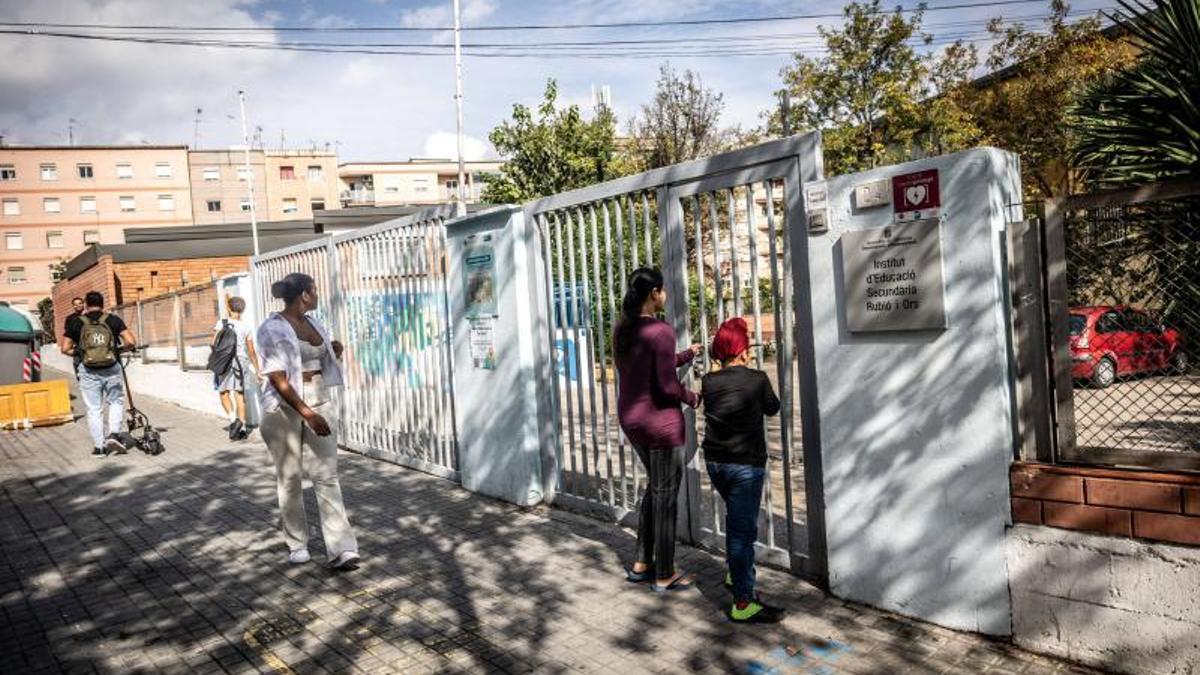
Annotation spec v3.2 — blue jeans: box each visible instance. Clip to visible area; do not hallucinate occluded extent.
[706,461,765,602]
[77,363,125,448]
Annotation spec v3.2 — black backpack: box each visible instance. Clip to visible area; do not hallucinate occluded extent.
[207,320,238,377]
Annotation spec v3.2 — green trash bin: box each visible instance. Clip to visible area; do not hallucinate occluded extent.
[0,305,36,385]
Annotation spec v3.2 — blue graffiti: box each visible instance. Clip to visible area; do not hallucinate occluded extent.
[344,291,443,387]
[744,640,852,674]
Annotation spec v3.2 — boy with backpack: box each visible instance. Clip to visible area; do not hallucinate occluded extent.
[60,291,138,457]
[702,317,786,623]
[208,296,259,441]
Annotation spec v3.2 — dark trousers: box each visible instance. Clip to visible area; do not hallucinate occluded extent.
[633,445,685,581]
[706,461,766,602]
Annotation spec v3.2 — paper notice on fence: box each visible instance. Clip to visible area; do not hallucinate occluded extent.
[469,317,497,370]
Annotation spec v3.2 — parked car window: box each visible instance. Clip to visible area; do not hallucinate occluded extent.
[1069,314,1086,335]
[1123,310,1152,332]
[1096,311,1123,334]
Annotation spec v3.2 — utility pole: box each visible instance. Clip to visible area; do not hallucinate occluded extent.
[238,90,261,257]
[778,90,792,136]
[453,0,467,217]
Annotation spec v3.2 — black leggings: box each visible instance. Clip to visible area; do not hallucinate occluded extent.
[633,445,685,580]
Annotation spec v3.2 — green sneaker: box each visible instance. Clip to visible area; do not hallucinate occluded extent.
[724,571,734,590]
[729,599,786,624]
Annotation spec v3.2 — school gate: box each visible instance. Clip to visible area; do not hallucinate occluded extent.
[251,138,1024,637]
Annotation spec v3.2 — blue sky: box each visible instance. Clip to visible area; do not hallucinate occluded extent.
[0,0,1120,162]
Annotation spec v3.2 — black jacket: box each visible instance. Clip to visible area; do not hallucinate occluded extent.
[700,365,780,467]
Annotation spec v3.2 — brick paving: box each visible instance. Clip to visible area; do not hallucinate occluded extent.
[0,370,1102,674]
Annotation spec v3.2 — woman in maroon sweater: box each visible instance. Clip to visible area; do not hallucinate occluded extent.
[615,268,702,592]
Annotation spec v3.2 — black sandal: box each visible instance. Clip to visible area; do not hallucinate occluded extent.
[625,567,654,583]
[652,573,696,593]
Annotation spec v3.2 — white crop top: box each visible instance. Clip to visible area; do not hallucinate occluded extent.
[299,340,324,372]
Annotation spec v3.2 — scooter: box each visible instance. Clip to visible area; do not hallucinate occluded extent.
[117,346,165,455]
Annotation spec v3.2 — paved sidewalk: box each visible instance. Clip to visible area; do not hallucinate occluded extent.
[0,372,1097,674]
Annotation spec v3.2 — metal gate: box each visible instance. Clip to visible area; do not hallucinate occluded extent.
[251,205,460,478]
[525,134,828,579]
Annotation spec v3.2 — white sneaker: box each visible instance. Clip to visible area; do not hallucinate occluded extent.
[330,551,361,570]
[288,548,311,564]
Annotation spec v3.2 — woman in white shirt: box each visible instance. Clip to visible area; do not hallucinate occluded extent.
[256,272,359,570]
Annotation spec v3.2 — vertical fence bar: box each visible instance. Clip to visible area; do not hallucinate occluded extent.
[613,198,633,506]
[589,204,617,508]
[538,215,566,493]
[642,191,654,267]
[551,212,579,495]
[629,195,640,271]
[567,207,593,500]
[727,189,742,317]
[745,184,777,550]
[708,194,725,323]
[766,180,798,556]
[601,201,624,509]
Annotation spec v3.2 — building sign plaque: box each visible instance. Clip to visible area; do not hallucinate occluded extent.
[841,219,946,332]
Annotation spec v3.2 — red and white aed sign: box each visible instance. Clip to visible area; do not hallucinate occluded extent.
[892,169,941,222]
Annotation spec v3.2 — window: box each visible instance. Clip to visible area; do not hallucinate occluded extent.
[1097,311,1122,334]
[7,267,26,284]
[43,197,61,213]
[240,199,251,212]
[237,167,252,181]
[282,198,298,214]
[157,195,175,211]
[206,199,221,212]
[155,162,172,178]
[385,186,399,193]
[46,231,64,249]
[0,165,15,180]
[50,264,64,283]
[279,165,295,180]
[80,196,96,213]
[116,163,133,179]
[307,165,323,181]
[40,164,57,180]
[311,198,326,211]
[1069,314,1086,336]
[5,232,21,250]
[202,167,219,182]
[77,164,94,179]
[83,230,100,245]
[119,196,136,212]
[2,199,18,216]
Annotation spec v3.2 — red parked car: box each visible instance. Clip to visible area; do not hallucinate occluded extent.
[1070,306,1188,388]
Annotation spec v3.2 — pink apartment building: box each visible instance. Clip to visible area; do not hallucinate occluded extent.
[0,145,192,310]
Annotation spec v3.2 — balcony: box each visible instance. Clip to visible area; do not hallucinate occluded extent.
[340,189,375,206]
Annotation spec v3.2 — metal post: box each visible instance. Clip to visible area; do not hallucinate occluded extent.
[136,300,145,364]
[173,292,184,370]
[453,0,467,217]
[238,90,261,257]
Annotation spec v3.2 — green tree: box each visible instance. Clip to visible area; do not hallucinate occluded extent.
[770,0,977,174]
[482,80,626,203]
[1070,0,1200,187]
[629,64,730,171]
[965,0,1136,197]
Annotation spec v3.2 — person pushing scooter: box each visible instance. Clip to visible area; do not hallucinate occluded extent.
[60,291,139,457]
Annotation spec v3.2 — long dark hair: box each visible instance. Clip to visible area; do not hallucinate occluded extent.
[613,267,663,366]
[271,272,315,306]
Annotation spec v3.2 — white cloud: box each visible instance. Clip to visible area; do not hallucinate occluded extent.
[400,0,497,27]
[422,131,493,161]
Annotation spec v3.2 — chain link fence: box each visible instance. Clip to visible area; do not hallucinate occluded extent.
[1050,181,1199,468]
[112,281,222,370]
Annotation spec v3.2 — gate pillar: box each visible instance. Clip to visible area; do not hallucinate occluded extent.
[445,206,557,506]
[805,148,1023,635]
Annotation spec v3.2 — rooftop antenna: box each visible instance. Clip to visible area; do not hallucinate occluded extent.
[279,129,286,149]
[68,118,78,146]
[193,108,203,148]
[253,125,263,149]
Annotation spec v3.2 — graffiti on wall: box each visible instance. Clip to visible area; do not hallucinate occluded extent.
[343,290,446,388]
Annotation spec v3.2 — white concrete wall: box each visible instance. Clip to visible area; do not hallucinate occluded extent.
[807,148,1023,635]
[1008,524,1200,674]
[445,207,547,506]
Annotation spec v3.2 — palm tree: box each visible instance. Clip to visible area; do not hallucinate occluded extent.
[1070,0,1200,188]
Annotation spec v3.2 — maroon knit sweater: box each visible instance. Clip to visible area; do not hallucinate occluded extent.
[615,317,698,449]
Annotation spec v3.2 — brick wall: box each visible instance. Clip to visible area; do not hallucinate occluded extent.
[113,256,249,305]
[1012,462,1200,547]
[50,255,117,338]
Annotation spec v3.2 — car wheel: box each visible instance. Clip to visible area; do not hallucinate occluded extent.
[1093,357,1116,389]
[1170,350,1189,375]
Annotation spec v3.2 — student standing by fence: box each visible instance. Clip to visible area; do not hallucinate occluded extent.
[614,268,703,592]
[256,273,360,570]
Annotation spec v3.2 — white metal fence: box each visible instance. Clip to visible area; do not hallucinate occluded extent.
[251,205,460,478]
